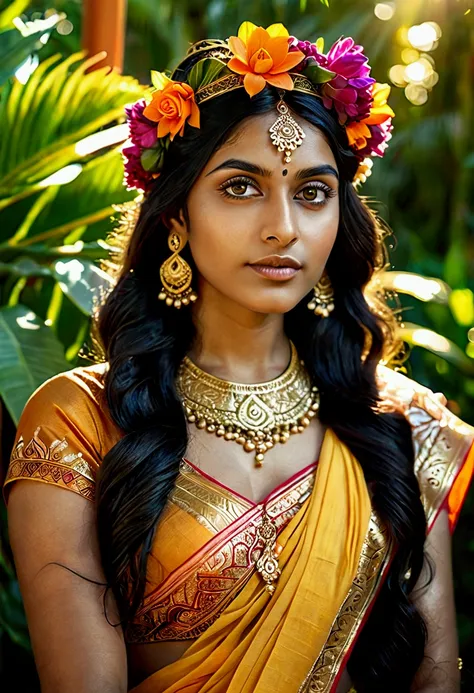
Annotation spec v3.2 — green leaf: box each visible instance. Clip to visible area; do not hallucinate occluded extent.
[303,58,335,85]
[0,256,51,278]
[51,257,114,316]
[187,58,227,91]
[0,27,49,85]
[0,12,64,85]
[398,322,474,376]
[141,146,161,172]
[380,271,450,304]
[0,304,69,423]
[449,289,474,327]
[0,0,30,32]
[150,70,170,90]
[0,51,144,189]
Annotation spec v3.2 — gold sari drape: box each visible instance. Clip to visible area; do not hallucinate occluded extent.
[3,363,474,692]
[130,429,373,693]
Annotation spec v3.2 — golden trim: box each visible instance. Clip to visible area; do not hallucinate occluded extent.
[195,72,320,105]
[126,469,315,643]
[195,73,243,104]
[170,460,252,534]
[5,427,96,501]
[298,509,392,692]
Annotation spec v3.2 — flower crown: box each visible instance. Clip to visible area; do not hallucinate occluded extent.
[123,21,395,192]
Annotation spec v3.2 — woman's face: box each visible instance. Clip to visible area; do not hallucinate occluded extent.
[172,110,340,315]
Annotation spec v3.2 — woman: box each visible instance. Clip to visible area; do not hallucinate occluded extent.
[4,21,474,693]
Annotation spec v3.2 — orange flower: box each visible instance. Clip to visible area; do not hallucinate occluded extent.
[227,21,305,98]
[143,73,200,141]
[346,82,394,150]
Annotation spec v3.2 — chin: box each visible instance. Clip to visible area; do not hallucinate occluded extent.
[241,295,304,315]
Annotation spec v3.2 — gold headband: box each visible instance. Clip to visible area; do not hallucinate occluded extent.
[173,39,320,162]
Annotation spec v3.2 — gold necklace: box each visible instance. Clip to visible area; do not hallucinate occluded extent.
[176,342,320,467]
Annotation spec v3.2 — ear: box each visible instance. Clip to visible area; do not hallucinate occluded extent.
[165,209,189,242]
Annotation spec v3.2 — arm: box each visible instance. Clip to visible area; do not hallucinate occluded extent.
[410,508,460,693]
[8,481,128,693]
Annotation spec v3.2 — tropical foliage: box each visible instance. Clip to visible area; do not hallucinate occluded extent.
[0,0,472,689]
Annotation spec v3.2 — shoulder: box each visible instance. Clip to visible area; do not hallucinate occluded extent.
[4,363,123,503]
[26,362,109,409]
[377,365,474,531]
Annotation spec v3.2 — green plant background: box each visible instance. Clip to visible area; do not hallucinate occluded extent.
[0,0,472,689]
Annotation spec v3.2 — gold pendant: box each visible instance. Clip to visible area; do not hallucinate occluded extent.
[269,100,306,164]
[256,511,281,594]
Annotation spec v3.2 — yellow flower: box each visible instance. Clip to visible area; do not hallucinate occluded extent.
[346,82,395,150]
[364,83,395,125]
[227,21,305,98]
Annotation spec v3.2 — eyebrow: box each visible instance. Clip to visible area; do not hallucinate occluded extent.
[206,158,339,181]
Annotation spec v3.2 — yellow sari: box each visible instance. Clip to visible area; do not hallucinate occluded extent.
[4,363,474,692]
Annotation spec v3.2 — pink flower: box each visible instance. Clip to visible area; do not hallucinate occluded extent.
[356,120,394,160]
[122,142,152,192]
[125,99,158,149]
[292,36,375,124]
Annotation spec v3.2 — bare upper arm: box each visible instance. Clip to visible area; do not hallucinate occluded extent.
[7,481,128,693]
[411,508,460,693]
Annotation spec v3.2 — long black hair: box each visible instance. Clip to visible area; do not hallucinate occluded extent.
[96,58,428,692]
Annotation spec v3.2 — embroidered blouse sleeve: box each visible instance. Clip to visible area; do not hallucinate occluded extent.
[3,365,118,503]
[377,365,474,534]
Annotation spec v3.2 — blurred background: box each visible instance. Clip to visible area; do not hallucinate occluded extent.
[0,0,472,689]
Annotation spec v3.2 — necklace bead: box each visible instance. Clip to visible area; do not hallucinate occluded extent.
[176,342,319,467]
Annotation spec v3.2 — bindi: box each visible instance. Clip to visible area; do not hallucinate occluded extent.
[282,169,288,177]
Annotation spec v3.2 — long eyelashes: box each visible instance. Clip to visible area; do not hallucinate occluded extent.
[218,176,256,200]
[217,176,337,208]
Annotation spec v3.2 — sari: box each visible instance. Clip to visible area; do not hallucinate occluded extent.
[4,363,474,692]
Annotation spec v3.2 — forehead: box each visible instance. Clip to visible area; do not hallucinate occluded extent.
[204,110,338,173]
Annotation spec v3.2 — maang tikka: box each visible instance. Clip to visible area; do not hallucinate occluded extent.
[269,93,306,164]
[158,232,198,308]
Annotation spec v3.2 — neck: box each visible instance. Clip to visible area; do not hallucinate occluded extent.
[188,286,291,384]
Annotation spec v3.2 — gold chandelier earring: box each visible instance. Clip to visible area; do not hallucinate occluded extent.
[307,272,335,318]
[158,232,198,309]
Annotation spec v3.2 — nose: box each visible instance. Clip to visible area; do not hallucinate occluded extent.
[260,190,299,248]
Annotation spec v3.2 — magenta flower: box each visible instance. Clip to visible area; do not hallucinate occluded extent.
[292,36,375,124]
[357,119,394,160]
[125,99,158,149]
[122,142,151,191]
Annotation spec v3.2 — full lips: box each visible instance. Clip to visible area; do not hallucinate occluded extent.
[248,265,300,280]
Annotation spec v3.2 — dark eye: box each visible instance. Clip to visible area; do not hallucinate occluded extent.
[296,183,336,207]
[219,176,259,200]
[228,182,250,196]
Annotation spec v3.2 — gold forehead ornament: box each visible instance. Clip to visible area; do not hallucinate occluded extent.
[269,95,306,164]
[186,43,316,165]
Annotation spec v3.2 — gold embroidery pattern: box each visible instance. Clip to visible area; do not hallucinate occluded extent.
[5,427,96,501]
[407,392,472,526]
[377,366,474,527]
[170,460,252,534]
[126,472,315,643]
[299,510,392,693]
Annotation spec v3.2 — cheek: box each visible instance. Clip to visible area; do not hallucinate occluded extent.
[302,202,340,267]
[186,192,248,267]
[185,197,237,279]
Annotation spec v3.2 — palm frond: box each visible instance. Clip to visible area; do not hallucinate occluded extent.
[0,52,145,191]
